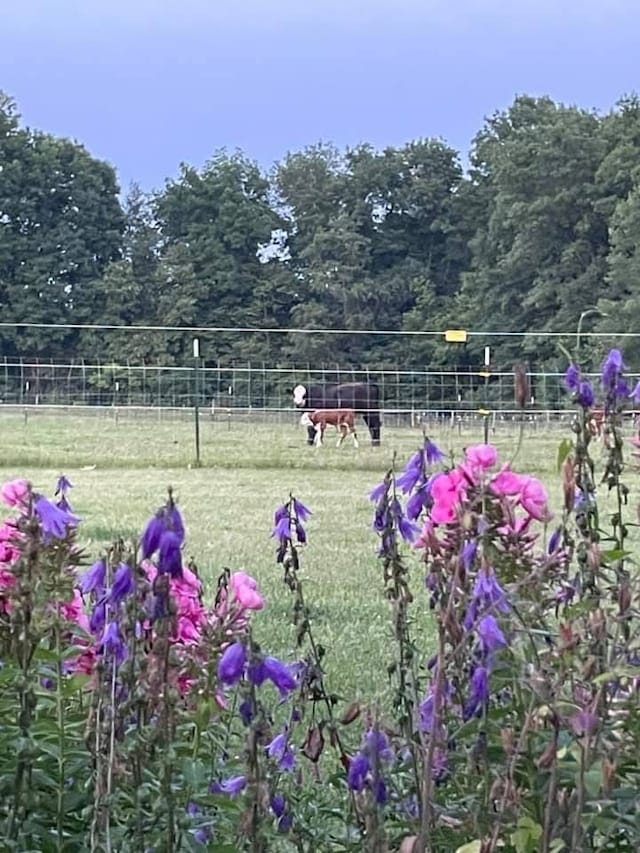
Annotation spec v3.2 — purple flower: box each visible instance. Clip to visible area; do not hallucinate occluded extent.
[55,475,73,496]
[601,348,624,390]
[193,828,210,845]
[293,498,312,522]
[209,775,246,797]
[424,440,444,465]
[577,381,594,408]
[238,699,253,726]
[629,381,640,404]
[167,505,185,544]
[564,363,581,392]
[368,481,387,502]
[158,531,183,577]
[273,504,288,525]
[398,516,419,543]
[109,563,135,606]
[262,656,297,697]
[266,731,295,772]
[271,516,291,543]
[141,515,164,559]
[407,484,430,521]
[372,777,387,806]
[79,559,106,596]
[419,693,435,733]
[271,796,286,818]
[218,642,246,685]
[463,665,490,720]
[461,541,478,572]
[364,729,394,763]
[89,601,106,635]
[34,496,78,540]
[548,528,562,554]
[100,621,127,664]
[396,466,422,494]
[477,615,507,653]
[464,568,509,630]
[571,710,598,737]
[295,522,307,544]
[347,752,369,792]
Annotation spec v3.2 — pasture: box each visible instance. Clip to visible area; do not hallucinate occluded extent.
[0,408,627,704]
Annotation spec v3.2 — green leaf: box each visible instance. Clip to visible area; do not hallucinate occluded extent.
[455,842,482,853]
[510,817,543,853]
[557,438,573,471]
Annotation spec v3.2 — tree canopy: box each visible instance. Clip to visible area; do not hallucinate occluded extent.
[2,90,640,372]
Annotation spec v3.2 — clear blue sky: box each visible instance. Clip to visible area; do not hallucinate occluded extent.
[2,0,639,193]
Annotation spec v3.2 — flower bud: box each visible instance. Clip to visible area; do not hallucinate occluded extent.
[339,701,361,725]
[302,725,325,763]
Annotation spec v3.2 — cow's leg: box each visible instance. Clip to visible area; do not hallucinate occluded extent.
[363,411,381,447]
[336,424,347,447]
[306,422,316,446]
[352,427,359,449]
[314,423,324,447]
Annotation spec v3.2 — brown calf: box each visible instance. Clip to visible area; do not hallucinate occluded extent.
[300,409,359,448]
[587,408,605,439]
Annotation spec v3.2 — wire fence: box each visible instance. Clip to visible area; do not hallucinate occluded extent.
[0,357,629,421]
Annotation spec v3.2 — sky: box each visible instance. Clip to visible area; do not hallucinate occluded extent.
[2,0,639,193]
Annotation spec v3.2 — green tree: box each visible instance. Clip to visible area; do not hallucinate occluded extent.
[458,95,609,368]
[0,93,125,359]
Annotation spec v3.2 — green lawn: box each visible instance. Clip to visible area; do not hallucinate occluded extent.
[0,410,629,704]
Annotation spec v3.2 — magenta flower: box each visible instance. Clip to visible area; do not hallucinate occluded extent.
[218,642,246,685]
[0,478,29,508]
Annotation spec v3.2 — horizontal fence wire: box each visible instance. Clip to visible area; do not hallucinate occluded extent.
[0,357,635,414]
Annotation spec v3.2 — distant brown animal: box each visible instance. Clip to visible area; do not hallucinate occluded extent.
[587,408,605,439]
[300,409,359,448]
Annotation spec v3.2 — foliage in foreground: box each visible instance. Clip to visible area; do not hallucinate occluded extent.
[1,348,640,852]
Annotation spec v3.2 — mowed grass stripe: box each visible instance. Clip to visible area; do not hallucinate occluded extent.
[1,412,635,703]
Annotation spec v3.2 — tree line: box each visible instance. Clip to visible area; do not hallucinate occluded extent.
[2,89,640,374]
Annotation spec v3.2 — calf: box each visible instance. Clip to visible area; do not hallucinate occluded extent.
[300,409,359,448]
[587,408,605,439]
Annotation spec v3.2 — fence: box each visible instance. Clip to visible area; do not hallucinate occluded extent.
[0,357,628,418]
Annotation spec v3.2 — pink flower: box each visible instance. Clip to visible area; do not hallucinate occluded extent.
[464,445,498,475]
[490,467,524,497]
[430,470,466,525]
[230,571,264,611]
[519,476,550,521]
[0,479,29,508]
[61,588,91,633]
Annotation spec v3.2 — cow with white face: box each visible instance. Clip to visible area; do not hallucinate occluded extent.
[291,381,381,446]
[293,384,307,407]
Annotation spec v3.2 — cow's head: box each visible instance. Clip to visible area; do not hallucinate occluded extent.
[299,412,313,427]
[292,384,307,407]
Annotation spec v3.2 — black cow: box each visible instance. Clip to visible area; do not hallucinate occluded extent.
[292,382,381,446]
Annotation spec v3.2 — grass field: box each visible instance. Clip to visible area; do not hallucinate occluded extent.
[0,409,632,705]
